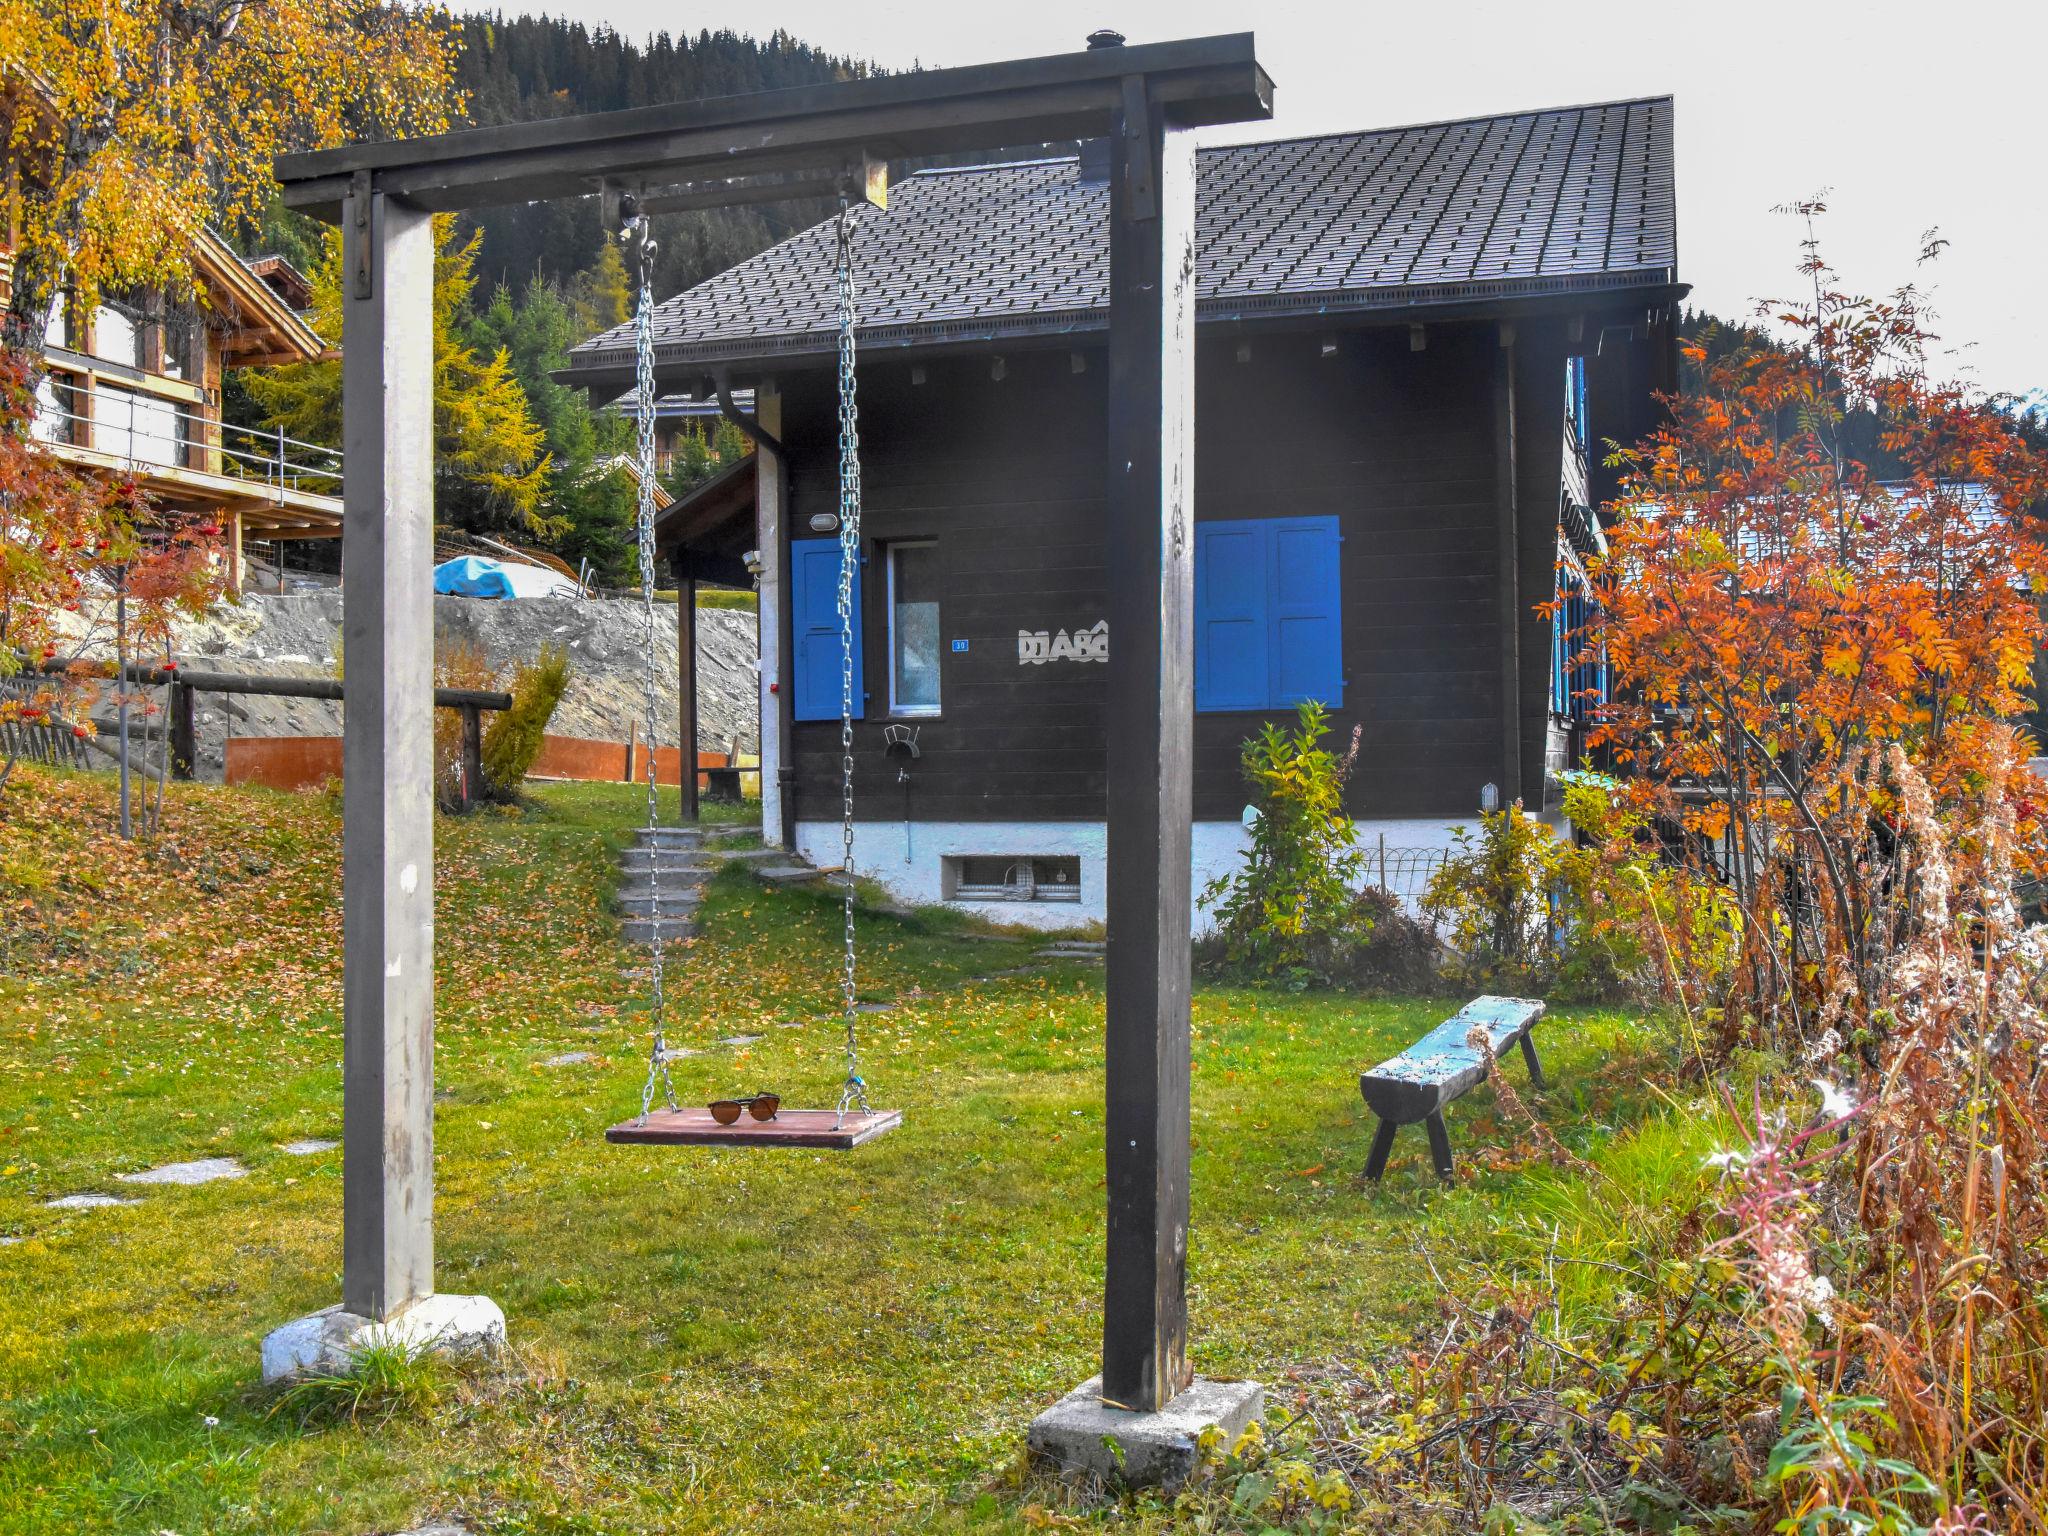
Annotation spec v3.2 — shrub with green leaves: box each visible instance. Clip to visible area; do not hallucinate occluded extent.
[1201,702,1363,979]
[1423,801,1557,987]
[1424,783,1735,1004]
[480,642,571,798]
[1198,701,1440,990]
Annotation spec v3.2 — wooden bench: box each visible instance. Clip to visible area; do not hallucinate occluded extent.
[1358,996,1547,1181]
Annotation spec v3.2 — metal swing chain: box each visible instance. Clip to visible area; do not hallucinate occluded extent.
[834,195,872,1125]
[627,210,678,1123]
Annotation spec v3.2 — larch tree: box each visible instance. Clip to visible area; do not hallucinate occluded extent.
[0,0,461,339]
[246,216,554,540]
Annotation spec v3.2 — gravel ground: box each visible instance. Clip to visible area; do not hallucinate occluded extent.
[60,591,758,782]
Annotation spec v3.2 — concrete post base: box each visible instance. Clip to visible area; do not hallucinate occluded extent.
[1027,1375,1264,1490]
[260,1293,506,1385]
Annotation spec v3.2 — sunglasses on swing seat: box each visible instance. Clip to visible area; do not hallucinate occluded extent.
[708,1093,781,1125]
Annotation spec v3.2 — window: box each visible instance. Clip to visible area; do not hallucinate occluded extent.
[791,537,865,722]
[92,303,142,369]
[945,855,1082,903]
[1193,516,1344,712]
[888,541,941,715]
[91,387,182,468]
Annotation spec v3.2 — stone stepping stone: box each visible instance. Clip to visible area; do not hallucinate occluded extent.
[542,1051,595,1067]
[716,1033,763,1046]
[855,1001,895,1013]
[753,863,822,885]
[45,1193,139,1209]
[280,1139,338,1156]
[658,1046,702,1060]
[0,1235,23,1246]
[118,1158,246,1186]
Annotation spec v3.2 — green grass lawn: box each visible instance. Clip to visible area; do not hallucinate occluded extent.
[0,771,1702,1536]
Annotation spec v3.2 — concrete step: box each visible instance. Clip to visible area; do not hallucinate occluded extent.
[635,827,705,850]
[711,846,782,863]
[754,862,824,885]
[623,916,698,944]
[1036,942,1106,963]
[618,850,719,874]
[617,874,707,896]
[617,890,705,917]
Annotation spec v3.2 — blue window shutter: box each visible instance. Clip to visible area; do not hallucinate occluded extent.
[1194,521,1270,711]
[1269,517,1343,708]
[792,537,863,722]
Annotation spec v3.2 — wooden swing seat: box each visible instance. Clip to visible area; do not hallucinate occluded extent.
[605,1106,902,1150]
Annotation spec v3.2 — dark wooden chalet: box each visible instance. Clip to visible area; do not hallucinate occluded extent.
[565,95,1684,926]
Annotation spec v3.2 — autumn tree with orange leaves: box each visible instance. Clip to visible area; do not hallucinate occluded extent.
[1583,218,2048,1052]
[0,0,460,339]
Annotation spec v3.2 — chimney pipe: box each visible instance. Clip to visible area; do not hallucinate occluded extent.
[1078,30,1123,182]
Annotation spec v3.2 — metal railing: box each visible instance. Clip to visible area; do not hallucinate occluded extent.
[33,376,342,498]
[1562,411,1590,513]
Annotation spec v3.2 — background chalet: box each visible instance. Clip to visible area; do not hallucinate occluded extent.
[566,95,1684,927]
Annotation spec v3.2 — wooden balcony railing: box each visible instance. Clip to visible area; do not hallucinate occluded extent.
[33,372,341,498]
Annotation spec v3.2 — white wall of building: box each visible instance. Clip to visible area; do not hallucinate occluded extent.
[794,815,1474,933]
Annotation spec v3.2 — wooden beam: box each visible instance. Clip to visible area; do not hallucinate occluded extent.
[275,36,1271,221]
[339,187,438,1323]
[1100,90,1198,1417]
[636,151,887,217]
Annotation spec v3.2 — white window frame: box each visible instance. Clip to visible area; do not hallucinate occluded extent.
[886,539,942,718]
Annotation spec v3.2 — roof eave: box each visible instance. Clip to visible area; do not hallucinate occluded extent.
[559,270,1687,393]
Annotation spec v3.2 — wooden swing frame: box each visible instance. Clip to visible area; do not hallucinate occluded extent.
[271,31,1273,1416]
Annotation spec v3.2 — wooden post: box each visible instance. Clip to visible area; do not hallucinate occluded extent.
[459,704,483,812]
[340,182,437,1323]
[677,563,699,823]
[1492,324,1521,805]
[168,681,196,781]
[1101,83,1198,1415]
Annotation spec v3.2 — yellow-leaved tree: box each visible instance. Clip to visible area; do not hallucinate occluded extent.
[245,216,555,539]
[0,0,461,335]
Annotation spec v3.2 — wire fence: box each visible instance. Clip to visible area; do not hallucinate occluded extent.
[0,676,90,770]
[1364,838,1450,911]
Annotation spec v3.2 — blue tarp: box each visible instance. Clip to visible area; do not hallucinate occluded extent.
[432,555,578,600]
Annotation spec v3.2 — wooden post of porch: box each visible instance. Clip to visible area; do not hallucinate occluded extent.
[676,562,699,823]
[1492,322,1522,805]
[1100,81,1198,1415]
[338,182,437,1322]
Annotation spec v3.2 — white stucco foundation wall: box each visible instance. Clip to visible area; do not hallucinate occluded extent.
[794,816,1475,934]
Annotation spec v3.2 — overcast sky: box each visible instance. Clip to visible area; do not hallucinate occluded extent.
[472,0,2041,400]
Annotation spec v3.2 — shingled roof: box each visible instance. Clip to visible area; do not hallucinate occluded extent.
[566,94,1676,381]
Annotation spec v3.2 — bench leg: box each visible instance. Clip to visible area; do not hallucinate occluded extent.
[1423,1110,1454,1180]
[1363,1118,1398,1183]
[1519,1031,1548,1091]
